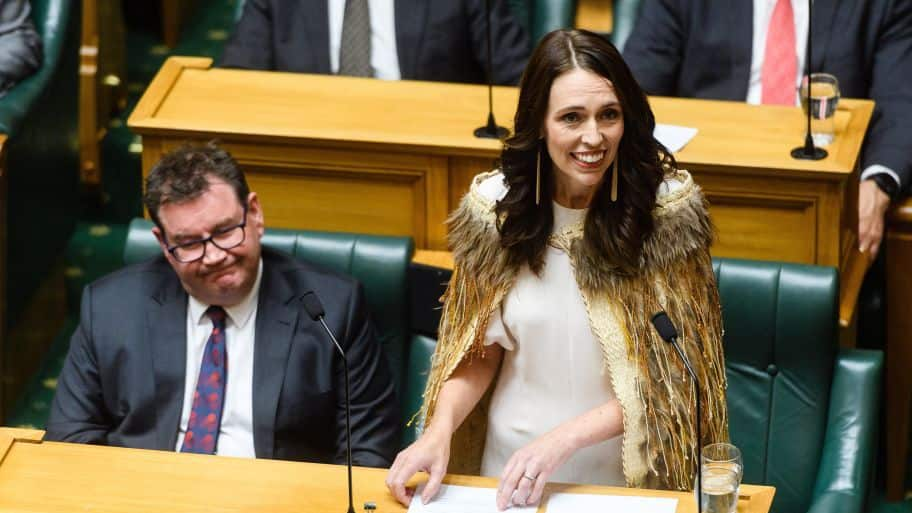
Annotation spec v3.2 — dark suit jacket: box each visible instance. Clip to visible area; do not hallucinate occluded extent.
[219,0,530,85]
[46,248,400,467]
[623,0,912,190]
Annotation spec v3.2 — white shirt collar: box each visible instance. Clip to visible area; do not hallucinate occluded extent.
[187,258,263,329]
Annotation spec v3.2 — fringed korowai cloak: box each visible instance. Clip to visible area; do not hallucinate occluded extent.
[418,168,728,491]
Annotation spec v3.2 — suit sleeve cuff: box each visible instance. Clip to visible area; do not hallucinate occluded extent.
[860,165,901,188]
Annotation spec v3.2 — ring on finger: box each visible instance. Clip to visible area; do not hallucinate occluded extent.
[522,473,536,481]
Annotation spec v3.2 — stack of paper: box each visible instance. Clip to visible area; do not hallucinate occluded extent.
[407,483,679,513]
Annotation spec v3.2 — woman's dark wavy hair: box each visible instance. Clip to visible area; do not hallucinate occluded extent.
[495,29,676,275]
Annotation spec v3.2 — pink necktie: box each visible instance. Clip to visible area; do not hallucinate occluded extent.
[762,0,798,105]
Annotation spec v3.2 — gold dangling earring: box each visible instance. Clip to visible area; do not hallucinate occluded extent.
[535,145,541,206]
[610,156,619,202]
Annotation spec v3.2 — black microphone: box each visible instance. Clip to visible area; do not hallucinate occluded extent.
[651,311,702,513]
[474,0,509,139]
[791,0,827,160]
[301,292,355,513]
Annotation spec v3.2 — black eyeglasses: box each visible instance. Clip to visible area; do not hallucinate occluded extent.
[165,206,248,263]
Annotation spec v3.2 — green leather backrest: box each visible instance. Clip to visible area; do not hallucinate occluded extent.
[124,219,415,396]
[529,0,576,44]
[610,0,642,52]
[234,0,245,22]
[713,258,837,513]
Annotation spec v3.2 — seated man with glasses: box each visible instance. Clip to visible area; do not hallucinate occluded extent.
[46,142,401,467]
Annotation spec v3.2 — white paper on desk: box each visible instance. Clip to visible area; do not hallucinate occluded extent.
[544,492,678,513]
[406,483,537,513]
[654,123,699,153]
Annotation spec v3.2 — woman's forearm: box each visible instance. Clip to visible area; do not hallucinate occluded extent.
[425,343,504,437]
[558,398,624,452]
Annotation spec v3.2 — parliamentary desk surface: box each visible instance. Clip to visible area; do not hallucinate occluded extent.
[0,429,775,513]
[129,57,871,268]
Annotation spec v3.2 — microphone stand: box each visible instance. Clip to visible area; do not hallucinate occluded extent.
[302,293,355,513]
[791,0,827,160]
[474,0,509,139]
[651,312,702,513]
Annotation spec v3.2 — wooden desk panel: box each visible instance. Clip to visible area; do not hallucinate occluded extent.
[129,58,871,270]
[0,429,774,513]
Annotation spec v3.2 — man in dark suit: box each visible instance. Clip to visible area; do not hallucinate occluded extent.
[623,0,912,258]
[219,0,531,85]
[46,143,400,466]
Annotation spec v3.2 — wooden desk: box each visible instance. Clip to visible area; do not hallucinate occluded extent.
[0,135,6,420]
[129,57,872,271]
[0,428,775,513]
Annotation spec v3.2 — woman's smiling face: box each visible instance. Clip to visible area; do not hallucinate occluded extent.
[542,68,624,208]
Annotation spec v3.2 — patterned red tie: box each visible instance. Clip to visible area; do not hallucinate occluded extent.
[180,306,227,454]
[761,0,797,105]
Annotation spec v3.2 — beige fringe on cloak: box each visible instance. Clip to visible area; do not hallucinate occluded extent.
[416,168,729,491]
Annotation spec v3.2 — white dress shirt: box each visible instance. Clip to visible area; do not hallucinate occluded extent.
[328,0,400,80]
[175,259,263,457]
[748,0,898,186]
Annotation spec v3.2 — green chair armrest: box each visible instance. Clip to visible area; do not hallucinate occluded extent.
[0,73,45,134]
[807,348,883,513]
[402,333,436,446]
[0,0,74,135]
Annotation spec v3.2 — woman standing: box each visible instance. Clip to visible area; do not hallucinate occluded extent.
[387,29,728,510]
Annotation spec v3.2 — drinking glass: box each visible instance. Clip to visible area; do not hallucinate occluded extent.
[799,73,840,147]
[699,443,743,513]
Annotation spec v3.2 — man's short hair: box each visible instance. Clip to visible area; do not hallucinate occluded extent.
[143,142,250,230]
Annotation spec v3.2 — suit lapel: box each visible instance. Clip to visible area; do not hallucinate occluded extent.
[809,0,837,73]
[394,0,428,79]
[252,255,300,458]
[149,270,188,451]
[727,0,754,99]
[305,0,332,73]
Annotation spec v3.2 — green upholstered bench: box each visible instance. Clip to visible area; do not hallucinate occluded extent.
[124,219,416,406]
[404,258,882,513]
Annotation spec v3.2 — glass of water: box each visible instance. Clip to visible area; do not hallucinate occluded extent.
[799,73,840,147]
[699,443,742,513]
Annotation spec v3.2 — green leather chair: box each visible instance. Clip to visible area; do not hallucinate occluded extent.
[507,0,575,45]
[2,0,80,322]
[611,0,642,52]
[123,219,416,403]
[715,259,881,513]
[403,258,882,513]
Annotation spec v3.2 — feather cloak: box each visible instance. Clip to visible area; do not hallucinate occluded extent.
[418,168,728,490]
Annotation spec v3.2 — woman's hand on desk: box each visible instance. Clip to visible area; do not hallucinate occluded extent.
[496,398,624,510]
[385,426,452,506]
[496,425,578,510]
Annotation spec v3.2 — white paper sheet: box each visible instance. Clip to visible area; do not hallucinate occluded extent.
[406,483,538,513]
[654,123,699,153]
[544,492,679,513]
